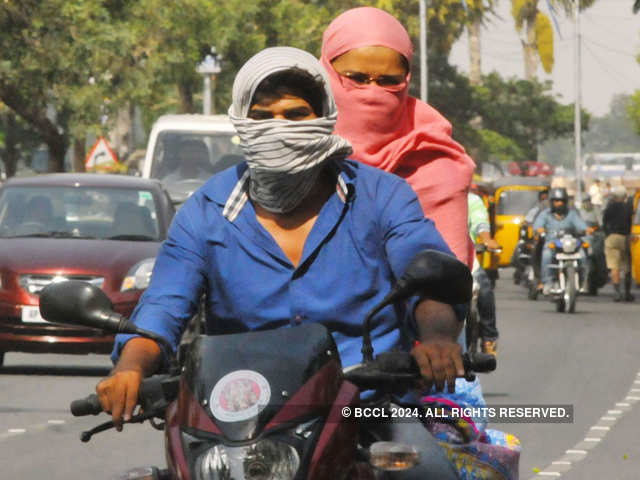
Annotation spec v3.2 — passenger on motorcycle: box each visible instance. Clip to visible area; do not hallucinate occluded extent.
[98,47,466,479]
[533,187,591,294]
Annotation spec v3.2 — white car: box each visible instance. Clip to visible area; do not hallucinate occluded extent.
[142,114,243,205]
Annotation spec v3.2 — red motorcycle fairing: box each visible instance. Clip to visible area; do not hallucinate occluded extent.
[162,324,374,479]
[307,380,360,480]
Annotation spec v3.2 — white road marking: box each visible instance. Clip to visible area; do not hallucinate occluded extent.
[7,428,26,433]
[527,373,640,480]
[47,419,66,425]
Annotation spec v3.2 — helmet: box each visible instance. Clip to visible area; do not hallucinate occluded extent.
[549,187,569,215]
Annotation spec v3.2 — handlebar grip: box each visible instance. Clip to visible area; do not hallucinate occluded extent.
[465,352,497,374]
[70,394,103,416]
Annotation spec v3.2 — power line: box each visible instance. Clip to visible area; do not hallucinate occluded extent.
[582,41,638,90]
[582,35,639,58]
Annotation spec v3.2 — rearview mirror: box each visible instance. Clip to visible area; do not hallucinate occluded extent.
[394,249,472,305]
[39,280,124,332]
[361,250,471,362]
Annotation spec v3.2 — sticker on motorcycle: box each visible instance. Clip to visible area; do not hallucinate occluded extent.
[209,370,271,422]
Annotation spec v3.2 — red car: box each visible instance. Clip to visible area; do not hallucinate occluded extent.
[0,173,175,365]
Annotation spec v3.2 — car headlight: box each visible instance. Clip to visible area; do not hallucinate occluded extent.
[195,440,300,480]
[121,258,156,292]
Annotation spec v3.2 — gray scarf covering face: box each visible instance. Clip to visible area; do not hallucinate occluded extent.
[228,47,352,214]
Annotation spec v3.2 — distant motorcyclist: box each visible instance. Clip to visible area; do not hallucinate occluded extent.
[468,192,500,356]
[602,185,634,302]
[533,187,591,294]
[520,188,549,286]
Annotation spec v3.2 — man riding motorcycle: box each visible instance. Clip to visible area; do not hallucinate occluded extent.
[512,189,549,287]
[533,187,592,295]
[97,47,467,479]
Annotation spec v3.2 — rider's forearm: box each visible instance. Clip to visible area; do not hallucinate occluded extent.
[414,299,462,342]
[112,337,163,377]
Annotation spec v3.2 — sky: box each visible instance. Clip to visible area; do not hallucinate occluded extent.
[448,0,640,117]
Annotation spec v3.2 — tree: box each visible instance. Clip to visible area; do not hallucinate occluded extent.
[511,0,596,79]
[627,91,640,137]
[0,0,147,171]
[473,72,589,161]
[464,0,498,85]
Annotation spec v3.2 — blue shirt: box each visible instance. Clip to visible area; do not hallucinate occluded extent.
[112,160,456,369]
[533,208,587,240]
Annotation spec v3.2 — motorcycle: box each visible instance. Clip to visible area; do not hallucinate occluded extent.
[39,250,496,480]
[545,231,589,313]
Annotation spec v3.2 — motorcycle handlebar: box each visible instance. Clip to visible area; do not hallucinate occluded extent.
[343,351,496,390]
[70,373,180,419]
[71,394,103,416]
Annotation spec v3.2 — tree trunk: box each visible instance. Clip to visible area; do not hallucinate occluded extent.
[178,83,195,113]
[523,17,539,80]
[73,137,86,172]
[45,134,67,172]
[109,105,132,162]
[468,18,482,85]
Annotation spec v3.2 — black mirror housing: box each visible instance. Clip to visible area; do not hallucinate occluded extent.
[39,280,122,331]
[395,250,472,305]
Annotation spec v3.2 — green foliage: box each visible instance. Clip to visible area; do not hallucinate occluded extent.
[628,91,640,136]
[540,94,640,167]
[472,72,588,161]
[476,129,526,163]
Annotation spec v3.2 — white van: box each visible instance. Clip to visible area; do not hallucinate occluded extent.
[142,114,243,205]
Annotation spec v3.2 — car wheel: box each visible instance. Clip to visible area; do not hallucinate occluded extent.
[0,351,4,367]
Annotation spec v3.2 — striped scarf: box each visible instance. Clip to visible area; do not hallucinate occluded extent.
[228,47,352,214]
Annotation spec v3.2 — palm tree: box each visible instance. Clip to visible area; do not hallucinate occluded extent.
[511,0,596,79]
[466,0,498,85]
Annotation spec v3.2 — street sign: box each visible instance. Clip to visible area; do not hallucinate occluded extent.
[85,137,120,172]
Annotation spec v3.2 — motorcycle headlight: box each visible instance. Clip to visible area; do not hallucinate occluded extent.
[121,258,156,292]
[195,440,300,480]
[561,237,577,253]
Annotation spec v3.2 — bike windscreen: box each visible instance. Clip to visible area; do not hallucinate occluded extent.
[182,323,341,442]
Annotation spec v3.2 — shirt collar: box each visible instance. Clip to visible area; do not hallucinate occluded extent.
[218,160,354,222]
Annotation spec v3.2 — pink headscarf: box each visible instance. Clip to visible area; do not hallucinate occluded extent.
[321,7,475,266]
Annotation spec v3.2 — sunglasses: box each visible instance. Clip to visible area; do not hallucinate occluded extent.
[341,71,406,87]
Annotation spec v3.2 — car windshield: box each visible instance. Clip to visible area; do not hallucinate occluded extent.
[496,189,541,216]
[0,185,161,241]
[150,131,243,190]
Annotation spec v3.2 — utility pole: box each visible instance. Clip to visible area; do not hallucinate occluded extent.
[574,0,583,207]
[196,47,222,115]
[419,0,428,102]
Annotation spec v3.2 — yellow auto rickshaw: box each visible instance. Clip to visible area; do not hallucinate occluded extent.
[631,190,640,285]
[492,177,550,267]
